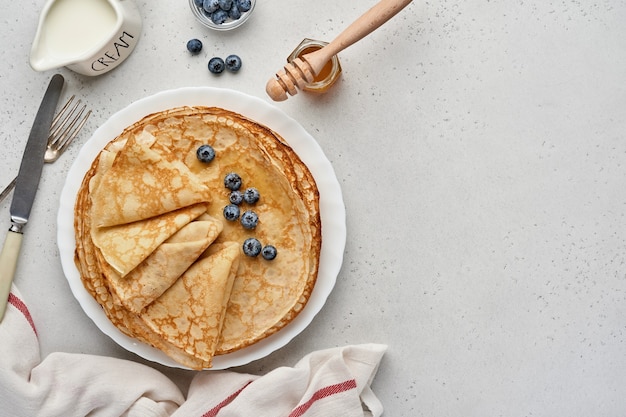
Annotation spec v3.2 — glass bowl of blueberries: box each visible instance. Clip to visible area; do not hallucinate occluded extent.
[189,0,255,31]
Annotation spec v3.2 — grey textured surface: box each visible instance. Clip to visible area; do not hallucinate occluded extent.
[2,1,626,415]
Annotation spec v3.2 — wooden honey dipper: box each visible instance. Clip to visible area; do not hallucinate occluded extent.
[266,0,413,101]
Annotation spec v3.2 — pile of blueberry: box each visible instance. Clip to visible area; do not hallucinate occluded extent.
[221,172,277,260]
[208,55,242,74]
[196,145,277,260]
[186,39,243,75]
[192,0,252,25]
[244,237,277,260]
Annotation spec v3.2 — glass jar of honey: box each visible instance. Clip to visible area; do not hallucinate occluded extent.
[287,38,342,94]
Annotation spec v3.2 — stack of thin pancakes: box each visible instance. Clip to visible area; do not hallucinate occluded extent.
[73,106,321,369]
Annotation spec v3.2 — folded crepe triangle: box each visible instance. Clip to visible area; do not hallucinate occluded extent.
[108,294,210,370]
[104,216,224,313]
[140,241,241,367]
[92,203,209,276]
[90,135,212,228]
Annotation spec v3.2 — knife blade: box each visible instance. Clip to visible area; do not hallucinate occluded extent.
[0,74,65,321]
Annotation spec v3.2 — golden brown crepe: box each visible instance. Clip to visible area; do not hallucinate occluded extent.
[103,216,223,313]
[90,135,212,228]
[74,160,211,370]
[92,203,209,276]
[73,106,321,369]
[141,241,240,366]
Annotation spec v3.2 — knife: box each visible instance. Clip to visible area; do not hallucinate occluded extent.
[0,74,64,322]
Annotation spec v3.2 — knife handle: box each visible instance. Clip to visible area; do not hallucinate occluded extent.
[0,230,24,322]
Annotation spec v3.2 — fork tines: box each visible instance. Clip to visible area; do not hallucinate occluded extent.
[49,95,91,154]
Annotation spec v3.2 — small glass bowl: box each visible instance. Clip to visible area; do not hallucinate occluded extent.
[189,0,256,31]
[287,38,342,94]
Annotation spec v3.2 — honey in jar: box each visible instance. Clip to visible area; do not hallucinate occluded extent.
[287,38,342,94]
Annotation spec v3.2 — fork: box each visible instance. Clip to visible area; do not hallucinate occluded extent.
[0,95,91,204]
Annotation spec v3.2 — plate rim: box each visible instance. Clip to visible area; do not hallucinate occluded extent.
[56,87,346,370]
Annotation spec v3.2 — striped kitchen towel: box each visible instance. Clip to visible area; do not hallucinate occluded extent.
[0,285,387,417]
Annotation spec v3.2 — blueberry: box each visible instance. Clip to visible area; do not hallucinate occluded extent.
[223,172,242,190]
[236,0,252,12]
[242,187,259,204]
[196,144,215,163]
[228,3,241,20]
[225,54,242,72]
[210,9,229,24]
[203,0,219,13]
[194,0,204,8]
[229,190,243,205]
[242,237,262,257]
[240,210,258,229]
[223,204,240,221]
[208,56,225,74]
[261,245,277,260]
[186,39,203,55]
[218,0,233,10]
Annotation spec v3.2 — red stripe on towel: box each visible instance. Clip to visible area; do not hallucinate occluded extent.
[201,381,252,417]
[8,293,37,336]
[288,379,358,417]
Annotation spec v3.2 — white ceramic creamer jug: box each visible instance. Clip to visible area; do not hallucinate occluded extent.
[30,0,142,76]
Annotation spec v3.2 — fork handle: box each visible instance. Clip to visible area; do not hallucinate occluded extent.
[0,177,17,205]
[0,230,23,322]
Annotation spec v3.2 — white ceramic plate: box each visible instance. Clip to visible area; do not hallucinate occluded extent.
[57,87,346,370]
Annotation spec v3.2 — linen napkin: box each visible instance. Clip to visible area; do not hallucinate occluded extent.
[0,285,387,417]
